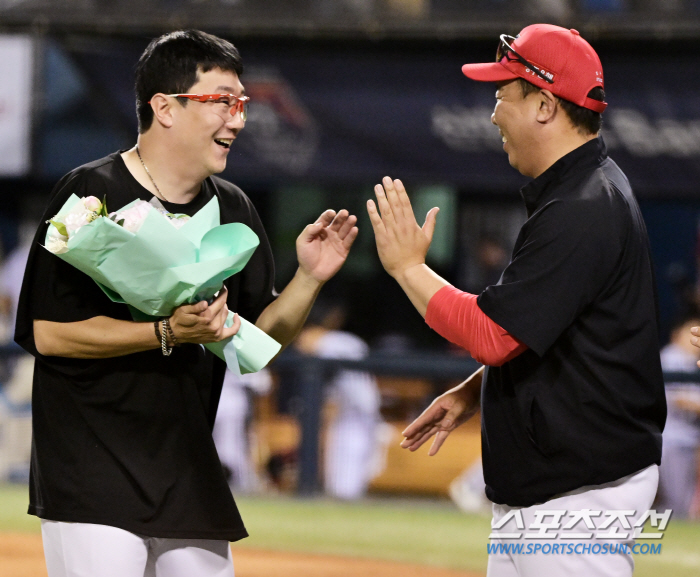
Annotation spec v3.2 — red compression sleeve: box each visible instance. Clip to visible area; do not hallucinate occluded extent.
[425,285,528,366]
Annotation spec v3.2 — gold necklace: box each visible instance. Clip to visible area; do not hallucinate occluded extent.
[135,145,169,203]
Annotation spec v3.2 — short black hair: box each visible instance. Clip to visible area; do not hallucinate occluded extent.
[135,30,244,133]
[516,78,604,136]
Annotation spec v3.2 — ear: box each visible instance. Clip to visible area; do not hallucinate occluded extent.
[149,94,175,129]
[534,89,557,125]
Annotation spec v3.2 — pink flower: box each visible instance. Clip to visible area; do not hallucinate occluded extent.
[83,196,102,213]
[115,201,153,233]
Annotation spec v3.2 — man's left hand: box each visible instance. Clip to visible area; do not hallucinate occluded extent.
[297,209,358,283]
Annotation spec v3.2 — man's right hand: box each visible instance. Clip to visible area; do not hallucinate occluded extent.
[400,367,483,456]
[170,287,241,344]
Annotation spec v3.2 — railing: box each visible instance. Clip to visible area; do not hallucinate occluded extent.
[1,343,696,494]
[271,350,481,495]
[271,352,700,495]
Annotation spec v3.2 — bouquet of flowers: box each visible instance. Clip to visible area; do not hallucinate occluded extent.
[44,194,281,374]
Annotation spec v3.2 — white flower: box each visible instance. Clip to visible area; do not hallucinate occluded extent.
[115,201,153,233]
[64,212,92,235]
[46,237,69,254]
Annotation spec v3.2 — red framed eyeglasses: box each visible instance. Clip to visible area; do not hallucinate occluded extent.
[155,93,250,120]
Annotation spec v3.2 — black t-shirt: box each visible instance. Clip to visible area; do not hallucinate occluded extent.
[477,137,667,507]
[15,151,276,540]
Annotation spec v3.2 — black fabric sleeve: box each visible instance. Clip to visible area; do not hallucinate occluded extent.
[477,195,624,357]
[227,194,277,323]
[15,169,129,358]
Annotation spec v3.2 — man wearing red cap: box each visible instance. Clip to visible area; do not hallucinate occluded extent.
[367,24,666,577]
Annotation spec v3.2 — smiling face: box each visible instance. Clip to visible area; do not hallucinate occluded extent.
[169,67,246,177]
[490,80,541,177]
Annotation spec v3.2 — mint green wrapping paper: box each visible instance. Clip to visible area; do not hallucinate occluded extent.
[44,194,281,375]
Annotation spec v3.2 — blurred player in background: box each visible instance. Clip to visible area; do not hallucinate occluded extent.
[213,368,273,493]
[295,296,382,499]
[661,312,700,518]
[0,229,33,407]
[0,240,30,345]
[368,24,666,577]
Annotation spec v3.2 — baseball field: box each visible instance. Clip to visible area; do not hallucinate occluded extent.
[2,483,700,577]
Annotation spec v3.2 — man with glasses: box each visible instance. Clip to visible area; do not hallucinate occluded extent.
[367,24,665,577]
[16,29,358,577]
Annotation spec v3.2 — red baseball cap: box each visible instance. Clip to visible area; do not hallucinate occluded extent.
[461,24,607,113]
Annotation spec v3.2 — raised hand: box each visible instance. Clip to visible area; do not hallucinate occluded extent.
[367,176,439,280]
[297,209,358,283]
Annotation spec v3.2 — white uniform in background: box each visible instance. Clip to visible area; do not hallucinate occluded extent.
[315,331,381,500]
[212,368,272,493]
[0,243,30,343]
[657,343,700,517]
[1,246,31,399]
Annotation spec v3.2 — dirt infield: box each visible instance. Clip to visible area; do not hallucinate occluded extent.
[0,532,483,577]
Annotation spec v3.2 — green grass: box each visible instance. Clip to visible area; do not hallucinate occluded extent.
[235,495,492,573]
[635,518,700,577]
[0,483,40,533]
[3,484,700,576]
[234,495,700,577]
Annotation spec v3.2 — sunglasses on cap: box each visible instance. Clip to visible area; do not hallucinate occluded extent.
[497,35,554,85]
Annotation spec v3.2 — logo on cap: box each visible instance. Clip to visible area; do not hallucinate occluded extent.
[525,65,555,83]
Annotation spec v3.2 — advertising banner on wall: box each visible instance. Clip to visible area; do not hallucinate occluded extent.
[49,39,700,196]
[0,35,33,177]
[227,48,700,196]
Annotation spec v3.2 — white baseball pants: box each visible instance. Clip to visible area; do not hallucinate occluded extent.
[487,464,659,577]
[41,520,235,577]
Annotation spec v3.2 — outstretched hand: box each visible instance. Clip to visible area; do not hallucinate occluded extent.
[297,209,358,283]
[367,176,439,280]
[401,383,479,456]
